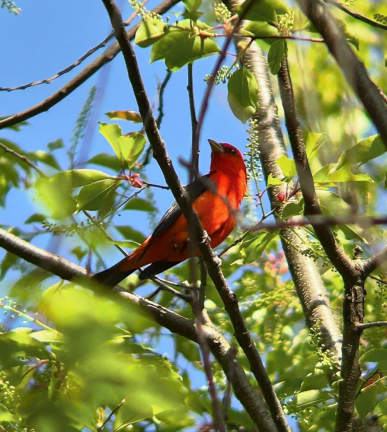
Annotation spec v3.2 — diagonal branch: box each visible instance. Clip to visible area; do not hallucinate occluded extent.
[363,246,387,276]
[0,3,148,93]
[101,1,288,430]
[277,56,353,278]
[0,226,276,432]
[0,0,179,131]
[296,0,387,148]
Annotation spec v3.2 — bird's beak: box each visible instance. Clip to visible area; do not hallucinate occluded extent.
[208,139,224,153]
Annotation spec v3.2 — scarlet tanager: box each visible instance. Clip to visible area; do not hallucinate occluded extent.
[93,139,247,286]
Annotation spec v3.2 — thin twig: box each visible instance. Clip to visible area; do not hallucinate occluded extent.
[356,321,387,330]
[0,141,46,177]
[187,63,199,181]
[0,2,149,92]
[98,398,126,431]
[325,0,387,31]
[0,0,180,131]
[156,70,172,129]
[368,275,387,286]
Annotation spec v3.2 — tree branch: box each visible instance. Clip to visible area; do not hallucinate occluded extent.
[0,226,276,432]
[226,0,343,367]
[296,0,387,148]
[363,246,387,276]
[277,56,353,277]
[100,1,288,430]
[0,0,179,131]
[277,54,365,432]
[356,321,387,330]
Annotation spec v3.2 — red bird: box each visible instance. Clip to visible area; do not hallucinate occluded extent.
[93,140,247,286]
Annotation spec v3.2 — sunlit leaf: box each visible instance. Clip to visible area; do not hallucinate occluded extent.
[237,0,287,23]
[314,164,372,183]
[183,0,202,13]
[267,173,284,187]
[335,135,386,171]
[277,155,296,178]
[150,20,221,70]
[99,123,147,168]
[135,17,169,47]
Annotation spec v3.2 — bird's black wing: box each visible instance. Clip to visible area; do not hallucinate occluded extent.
[137,173,213,261]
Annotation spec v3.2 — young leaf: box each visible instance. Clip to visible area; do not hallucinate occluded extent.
[99,123,147,168]
[240,231,277,264]
[47,139,64,151]
[227,67,259,123]
[183,0,202,13]
[135,17,168,48]
[268,40,286,75]
[306,132,329,161]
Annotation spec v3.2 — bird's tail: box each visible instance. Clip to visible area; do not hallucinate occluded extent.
[91,259,137,288]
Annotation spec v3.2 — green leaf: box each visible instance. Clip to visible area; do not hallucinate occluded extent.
[317,190,351,216]
[71,246,88,261]
[267,173,284,187]
[306,132,329,161]
[282,199,304,219]
[99,123,147,168]
[355,385,378,420]
[25,213,46,224]
[150,20,221,70]
[107,240,141,250]
[268,40,286,75]
[28,150,61,170]
[242,20,279,39]
[123,197,158,212]
[135,17,169,47]
[294,390,330,409]
[47,139,64,151]
[240,231,277,264]
[105,110,142,122]
[360,348,387,363]
[35,170,112,219]
[277,155,296,178]
[183,0,202,13]
[76,179,120,211]
[227,67,259,123]
[314,164,372,183]
[335,135,386,171]
[300,367,329,391]
[31,330,62,343]
[88,153,122,172]
[115,225,146,244]
[0,403,18,422]
[237,0,287,23]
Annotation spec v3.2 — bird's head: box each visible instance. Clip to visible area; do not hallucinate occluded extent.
[208,139,246,174]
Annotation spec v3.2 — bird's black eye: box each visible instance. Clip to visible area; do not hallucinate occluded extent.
[230,149,237,154]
